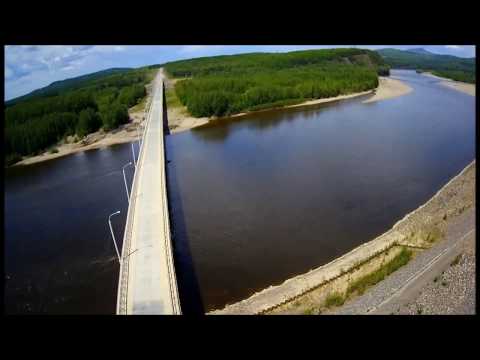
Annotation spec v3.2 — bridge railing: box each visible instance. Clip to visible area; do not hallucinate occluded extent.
[159,82,181,314]
[116,76,157,314]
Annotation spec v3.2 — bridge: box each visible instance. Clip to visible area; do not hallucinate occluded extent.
[116,69,181,315]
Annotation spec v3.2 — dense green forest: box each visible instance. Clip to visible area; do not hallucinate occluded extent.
[5,68,132,107]
[377,48,475,83]
[164,48,390,118]
[5,68,154,165]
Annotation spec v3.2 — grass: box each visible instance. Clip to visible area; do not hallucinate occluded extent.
[303,307,315,315]
[347,247,413,297]
[165,87,184,110]
[324,292,346,308]
[450,254,462,267]
[130,96,148,113]
[425,226,443,243]
[129,69,158,113]
[49,148,59,154]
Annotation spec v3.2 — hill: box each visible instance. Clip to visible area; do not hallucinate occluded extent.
[6,67,132,107]
[164,48,390,118]
[5,66,156,165]
[376,48,475,83]
[406,48,434,55]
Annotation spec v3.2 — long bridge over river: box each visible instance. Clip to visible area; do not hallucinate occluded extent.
[116,70,181,314]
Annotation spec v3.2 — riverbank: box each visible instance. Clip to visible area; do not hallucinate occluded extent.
[12,95,151,167]
[209,160,475,314]
[362,77,413,103]
[422,72,475,96]
[13,111,146,167]
[167,76,412,134]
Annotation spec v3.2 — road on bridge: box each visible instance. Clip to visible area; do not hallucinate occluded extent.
[117,69,181,315]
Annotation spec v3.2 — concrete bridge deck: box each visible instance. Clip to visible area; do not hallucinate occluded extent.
[116,70,181,314]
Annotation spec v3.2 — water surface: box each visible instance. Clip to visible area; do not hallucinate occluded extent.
[4,70,475,313]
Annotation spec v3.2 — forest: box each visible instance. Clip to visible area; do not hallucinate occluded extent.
[164,48,389,118]
[5,68,153,165]
[377,48,475,83]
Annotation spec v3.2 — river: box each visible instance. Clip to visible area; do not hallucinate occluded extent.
[4,70,475,314]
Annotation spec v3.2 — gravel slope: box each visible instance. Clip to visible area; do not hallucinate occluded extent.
[330,207,475,315]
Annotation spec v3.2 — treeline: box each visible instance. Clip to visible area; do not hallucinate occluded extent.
[5,68,132,107]
[5,69,152,164]
[377,48,475,84]
[431,70,475,84]
[165,49,386,118]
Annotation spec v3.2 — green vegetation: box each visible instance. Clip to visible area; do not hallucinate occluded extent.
[130,95,148,113]
[431,70,475,83]
[324,292,345,308]
[165,87,184,110]
[450,254,462,267]
[5,68,132,107]
[347,247,413,296]
[165,48,389,118]
[425,226,443,244]
[377,48,475,84]
[303,307,315,315]
[5,68,154,165]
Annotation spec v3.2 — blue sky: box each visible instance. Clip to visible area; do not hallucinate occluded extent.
[4,45,476,101]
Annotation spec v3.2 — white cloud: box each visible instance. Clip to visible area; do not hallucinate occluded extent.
[445,45,461,50]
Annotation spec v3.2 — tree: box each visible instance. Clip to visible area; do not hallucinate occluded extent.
[101,102,129,131]
[76,108,102,137]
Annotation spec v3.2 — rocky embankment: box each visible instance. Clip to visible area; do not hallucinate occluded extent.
[209,160,475,315]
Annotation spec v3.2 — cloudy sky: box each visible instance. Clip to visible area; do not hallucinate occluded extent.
[4,45,475,101]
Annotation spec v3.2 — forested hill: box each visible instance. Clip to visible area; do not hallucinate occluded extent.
[6,67,132,107]
[376,48,475,83]
[164,48,390,118]
[5,67,155,166]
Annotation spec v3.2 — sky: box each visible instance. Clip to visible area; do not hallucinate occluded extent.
[4,45,476,101]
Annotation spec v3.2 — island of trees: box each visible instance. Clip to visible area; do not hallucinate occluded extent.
[164,48,390,118]
[5,68,156,166]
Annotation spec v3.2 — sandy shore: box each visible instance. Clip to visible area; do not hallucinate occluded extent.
[13,108,147,166]
[440,81,475,96]
[167,76,412,134]
[11,70,159,167]
[362,77,413,103]
[13,75,412,166]
[422,72,475,96]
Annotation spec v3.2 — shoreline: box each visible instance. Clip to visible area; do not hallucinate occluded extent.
[11,75,412,167]
[209,160,475,314]
[422,72,475,96]
[9,68,163,168]
[11,97,150,167]
[168,76,413,134]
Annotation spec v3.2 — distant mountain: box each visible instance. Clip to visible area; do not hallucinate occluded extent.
[376,48,475,83]
[6,67,132,106]
[406,48,434,55]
